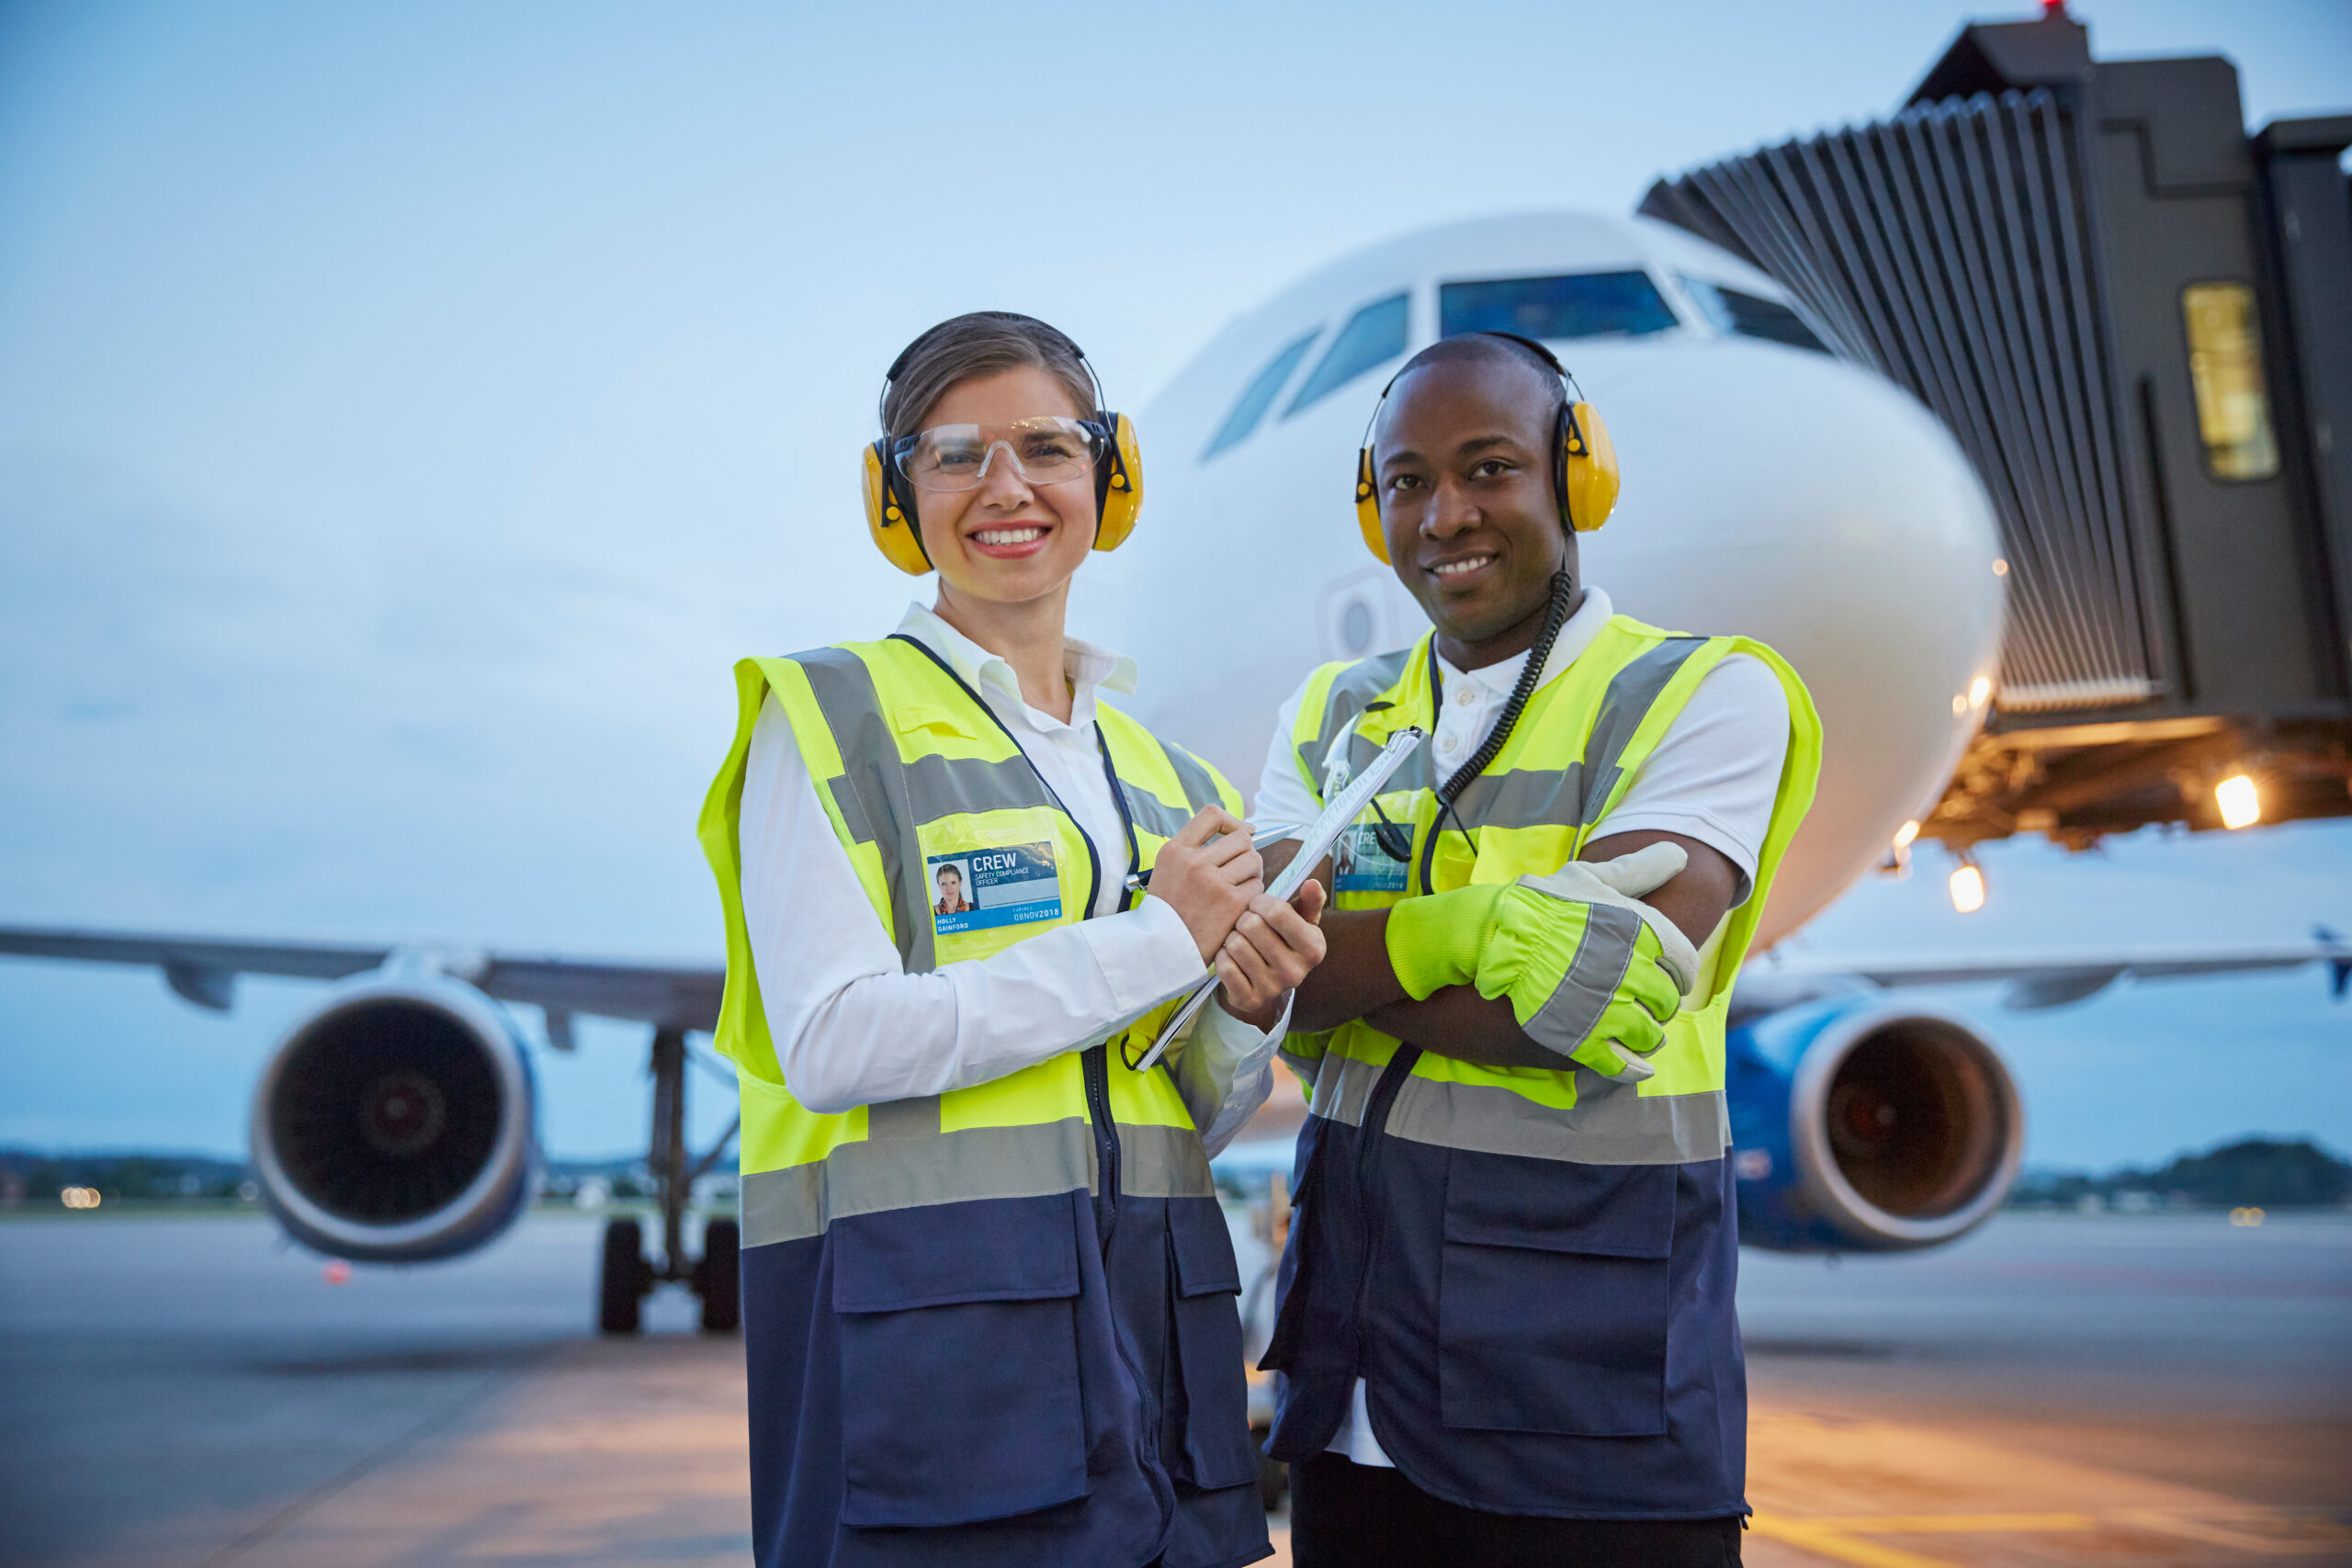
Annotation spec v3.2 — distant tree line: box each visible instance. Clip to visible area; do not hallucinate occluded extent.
[2007,1136,2352,1211]
[0,1150,252,1205]
[0,1149,684,1207]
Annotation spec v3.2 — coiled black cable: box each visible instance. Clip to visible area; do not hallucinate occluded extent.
[1416,570,1577,893]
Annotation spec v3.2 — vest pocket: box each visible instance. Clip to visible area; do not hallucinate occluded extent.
[1165,1195,1261,1492]
[1436,1154,1676,1438]
[831,1194,1089,1529]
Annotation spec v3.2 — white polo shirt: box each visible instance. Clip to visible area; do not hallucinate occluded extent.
[736,603,1283,1156]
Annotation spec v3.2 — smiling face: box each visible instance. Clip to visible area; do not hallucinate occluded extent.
[913,365,1099,616]
[1372,352,1577,668]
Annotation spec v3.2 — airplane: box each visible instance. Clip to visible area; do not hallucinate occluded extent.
[2,209,2341,1329]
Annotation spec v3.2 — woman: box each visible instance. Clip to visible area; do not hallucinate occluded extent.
[698,311,1323,1568]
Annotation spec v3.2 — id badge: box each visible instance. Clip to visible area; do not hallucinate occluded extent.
[1331,822,1408,893]
[928,842,1062,935]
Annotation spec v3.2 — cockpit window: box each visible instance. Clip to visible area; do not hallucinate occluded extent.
[1439,272,1679,342]
[1285,293,1410,418]
[1204,330,1319,460]
[1680,276,1830,354]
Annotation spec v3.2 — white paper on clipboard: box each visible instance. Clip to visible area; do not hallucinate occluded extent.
[1133,725,1425,1072]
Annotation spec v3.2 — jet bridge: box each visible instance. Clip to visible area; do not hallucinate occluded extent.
[1643,5,2352,850]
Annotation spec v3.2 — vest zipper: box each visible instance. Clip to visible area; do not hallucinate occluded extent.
[890,632,1116,1233]
[888,635,1175,1532]
[1082,1043,1120,1245]
[1089,725,1144,1247]
[1346,1044,1420,1374]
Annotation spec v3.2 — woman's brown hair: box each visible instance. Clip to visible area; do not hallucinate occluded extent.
[879,312,1099,441]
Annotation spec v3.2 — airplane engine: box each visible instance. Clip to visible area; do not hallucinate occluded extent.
[1727,991,2022,1253]
[248,973,538,1263]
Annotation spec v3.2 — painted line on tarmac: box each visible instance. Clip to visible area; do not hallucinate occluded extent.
[1748,1517,1960,1568]
[1753,1507,2352,1565]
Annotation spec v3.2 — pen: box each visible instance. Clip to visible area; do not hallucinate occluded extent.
[1125,823,1303,893]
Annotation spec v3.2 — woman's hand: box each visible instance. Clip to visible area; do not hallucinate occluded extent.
[1215,881,1329,1032]
[1148,807,1266,962]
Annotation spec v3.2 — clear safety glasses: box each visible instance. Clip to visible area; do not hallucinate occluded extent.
[891,416,1109,492]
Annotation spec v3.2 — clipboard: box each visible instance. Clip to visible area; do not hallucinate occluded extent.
[1132,725,1426,1072]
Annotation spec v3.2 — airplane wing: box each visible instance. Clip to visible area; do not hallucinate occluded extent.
[1755,934,2350,1010]
[0,926,724,1034]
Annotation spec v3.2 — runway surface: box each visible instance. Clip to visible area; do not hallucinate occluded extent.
[2,1209,2346,1567]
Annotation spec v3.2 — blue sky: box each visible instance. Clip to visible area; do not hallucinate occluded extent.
[1,0,2346,1166]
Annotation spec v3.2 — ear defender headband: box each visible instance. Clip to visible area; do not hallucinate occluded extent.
[864,316,1143,576]
[1352,331,1620,564]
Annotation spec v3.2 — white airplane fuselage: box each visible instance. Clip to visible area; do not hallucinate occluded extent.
[1080,212,2006,947]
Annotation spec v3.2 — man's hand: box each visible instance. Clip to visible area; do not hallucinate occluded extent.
[1214,882,1328,1031]
[1147,807,1265,963]
[1470,843,1696,1080]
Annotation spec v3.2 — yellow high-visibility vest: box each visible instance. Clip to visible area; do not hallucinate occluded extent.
[1281,614,1823,1165]
[695,633,1244,1247]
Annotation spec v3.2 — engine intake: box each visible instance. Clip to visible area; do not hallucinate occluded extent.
[1789,1004,2022,1248]
[250,976,537,1262]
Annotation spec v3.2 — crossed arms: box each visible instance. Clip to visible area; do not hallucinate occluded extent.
[1262,828,1741,1069]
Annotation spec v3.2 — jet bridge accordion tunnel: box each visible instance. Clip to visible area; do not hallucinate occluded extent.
[1644,6,2352,851]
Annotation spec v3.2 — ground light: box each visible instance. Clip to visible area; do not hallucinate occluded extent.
[2216,773,2262,829]
[1949,861,1986,913]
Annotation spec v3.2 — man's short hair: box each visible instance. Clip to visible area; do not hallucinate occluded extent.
[1391,334,1564,417]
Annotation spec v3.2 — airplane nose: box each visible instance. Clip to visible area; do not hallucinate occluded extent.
[1578,339,2006,941]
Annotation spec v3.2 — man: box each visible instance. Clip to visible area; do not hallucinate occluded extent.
[1254,334,1821,1566]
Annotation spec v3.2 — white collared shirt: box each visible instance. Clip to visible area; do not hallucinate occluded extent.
[737,603,1281,1153]
[1253,585,1791,1468]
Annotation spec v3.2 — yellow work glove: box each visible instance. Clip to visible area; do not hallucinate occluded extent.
[1385,844,1700,1079]
[1385,882,1514,1001]
[1477,842,1702,1080]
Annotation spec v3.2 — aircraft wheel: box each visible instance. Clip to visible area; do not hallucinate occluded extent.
[598,1216,649,1335]
[695,1217,741,1334]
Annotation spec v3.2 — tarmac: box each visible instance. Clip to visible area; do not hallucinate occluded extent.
[2,1208,2346,1568]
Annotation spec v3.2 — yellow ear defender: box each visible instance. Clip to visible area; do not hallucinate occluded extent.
[864,440,932,576]
[863,319,1145,576]
[1353,333,1619,564]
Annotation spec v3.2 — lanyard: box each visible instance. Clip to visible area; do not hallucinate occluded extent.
[888,633,1107,924]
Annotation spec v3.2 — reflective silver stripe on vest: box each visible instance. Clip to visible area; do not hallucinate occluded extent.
[1297,649,1417,792]
[739,1112,1099,1247]
[737,1117,1215,1247]
[1383,1074,1729,1165]
[1117,783,1195,842]
[792,646,1064,975]
[1296,637,1709,837]
[1423,637,1710,834]
[1521,903,1644,1057]
[1303,1047,1394,1129]
[1277,1046,1326,1088]
[1333,729,1437,797]
[1572,637,1708,825]
[1160,744,1227,815]
[792,648,926,970]
[1118,1122,1217,1199]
